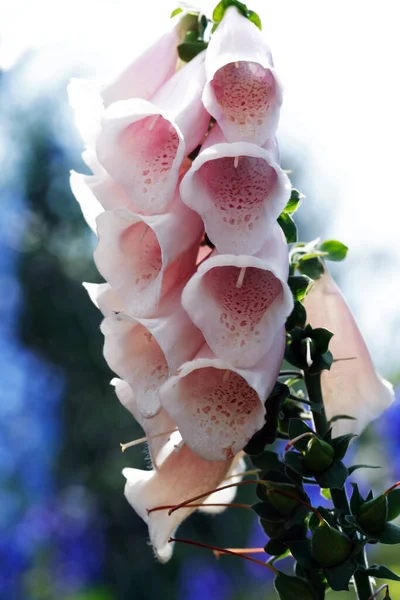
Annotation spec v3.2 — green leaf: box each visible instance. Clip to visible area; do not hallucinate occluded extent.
[278,212,297,243]
[252,502,285,522]
[274,572,316,600]
[284,189,303,214]
[298,257,325,280]
[377,523,400,544]
[324,559,357,592]
[329,414,357,424]
[286,540,319,569]
[365,564,400,581]
[348,464,381,475]
[310,327,334,353]
[284,452,309,477]
[285,301,307,331]
[331,433,357,461]
[249,450,282,472]
[288,275,312,302]
[308,350,333,374]
[319,239,348,262]
[170,7,183,17]
[387,489,400,521]
[247,9,262,29]
[177,41,208,62]
[317,460,348,490]
[212,0,226,22]
[350,483,364,515]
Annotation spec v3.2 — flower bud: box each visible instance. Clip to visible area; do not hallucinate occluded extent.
[358,495,388,534]
[311,520,352,567]
[266,482,304,517]
[303,437,335,473]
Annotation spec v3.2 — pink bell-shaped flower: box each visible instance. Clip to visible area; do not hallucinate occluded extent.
[159,328,285,462]
[202,7,282,145]
[96,52,210,214]
[93,192,203,316]
[180,124,291,255]
[181,225,293,368]
[123,444,245,562]
[93,285,204,418]
[303,270,394,437]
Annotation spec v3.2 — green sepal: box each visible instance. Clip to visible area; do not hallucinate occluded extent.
[331,433,357,461]
[265,538,288,556]
[307,327,333,354]
[298,256,325,280]
[284,452,310,477]
[309,506,336,532]
[212,0,262,29]
[274,572,316,600]
[249,450,282,473]
[277,399,305,436]
[246,9,262,29]
[376,523,400,544]
[177,40,208,62]
[287,540,319,569]
[265,481,306,517]
[256,469,289,502]
[288,276,312,302]
[252,502,285,522]
[350,483,365,515]
[316,460,348,490]
[387,489,400,521]
[285,300,307,331]
[278,212,297,244]
[319,239,348,262]
[324,558,357,591]
[365,564,400,581]
[264,522,307,557]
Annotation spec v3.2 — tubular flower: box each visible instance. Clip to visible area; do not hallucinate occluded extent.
[181,225,293,368]
[93,193,203,315]
[303,270,394,436]
[202,7,282,145]
[180,124,291,255]
[70,4,290,562]
[96,51,210,214]
[159,328,286,462]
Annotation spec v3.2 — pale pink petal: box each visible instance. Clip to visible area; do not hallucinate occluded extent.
[82,282,125,316]
[181,227,292,368]
[101,290,204,417]
[159,330,285,461]
[123,444,232,561]
[112,378,181,468]
[202,7,282,145]
[68,78,104,146]
[94,195,203,316]
[180,127,291,255]
[199,454,246,514]
[101,23,180,107]
[97,54,209,215]
[303,270,394,437]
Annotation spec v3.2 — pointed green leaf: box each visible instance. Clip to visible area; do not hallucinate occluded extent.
[348,464,381,475]
[284,452,310,476]
[249,450,282,473]
[331,433,357,461]
[366,565,400,581]
[286,540,319,569]
[350,483,364,515]
[247,9,262,29]
[387,489,400,521]
[324,559,356,591]
[319,239,348,262]
[278,212,297,243]
[317,460,348,490]
[170,7,183,17]
[377,523,400,544]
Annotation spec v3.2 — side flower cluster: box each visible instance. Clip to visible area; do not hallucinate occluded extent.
[69,7,294,560]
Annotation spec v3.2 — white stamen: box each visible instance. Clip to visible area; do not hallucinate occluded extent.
[234,61,239,68]
[148,115,159,131]
[139,226,148,244]
[236,267,246,288]
[120,428,178,452]
[305,337,313,367]
[234,156,239,169]
[223,370,231,383]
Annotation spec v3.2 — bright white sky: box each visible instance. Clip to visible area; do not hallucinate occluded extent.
[1,0,400,373]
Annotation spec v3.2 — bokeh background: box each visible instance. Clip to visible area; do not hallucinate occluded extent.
[1,1,400,598]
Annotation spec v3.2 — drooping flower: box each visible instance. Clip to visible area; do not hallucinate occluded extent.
[113,379,246,561]
[159,328,286,462]
[202,7,282,145]
[123,444,245,562]
[303,270,394,436]
[96,51,210,214]
[93,192,203,316]
[86,283,204,418]
[181,225,293,368]
[180,124,291,255]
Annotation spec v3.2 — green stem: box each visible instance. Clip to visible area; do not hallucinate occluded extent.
[304,372,373,600]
